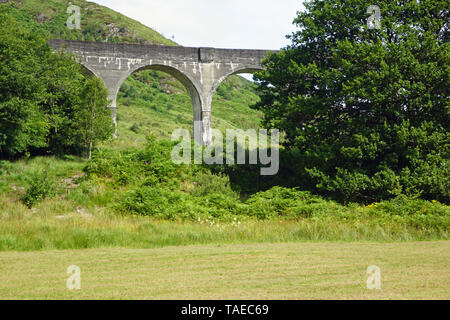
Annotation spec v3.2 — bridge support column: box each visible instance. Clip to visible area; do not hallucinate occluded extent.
[201,110,212,146]
[107,90,118,138]
[193,109,212,146]
[191,88,213,146]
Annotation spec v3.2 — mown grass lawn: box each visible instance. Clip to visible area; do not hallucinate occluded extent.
[0,241,448,300]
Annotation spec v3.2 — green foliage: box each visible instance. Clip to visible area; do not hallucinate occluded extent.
[364,196,449,230]
[0,0,447,244]
[20,169,55,208]
[85,136,193,187]
[0,0,176,46]
[253,0,449,203]
[72,78,114,158]
[81,136,449,232]
[0,11,114,158]
[0,13,50,156]
[190,172,239,198]
[115,71,262,145]
[0,0,262,155]
[129,123,140,134]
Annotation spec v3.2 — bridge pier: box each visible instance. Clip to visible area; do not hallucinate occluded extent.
[201,110,212,146]
[106,87,118,138]
[49,40,273,146]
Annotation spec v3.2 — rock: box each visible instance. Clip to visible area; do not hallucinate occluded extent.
[34,13,50,23]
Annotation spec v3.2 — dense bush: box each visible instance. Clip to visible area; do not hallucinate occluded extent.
[253,0,449,203]
[20,169,55,208]
[0,12,114,158]
[82,137,449,231]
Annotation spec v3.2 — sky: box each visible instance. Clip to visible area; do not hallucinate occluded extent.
[92,0,304,50]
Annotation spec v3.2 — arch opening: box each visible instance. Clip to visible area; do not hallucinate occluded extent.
[209,67,263,135]
[113,65,204,145]
[210,67,263,97]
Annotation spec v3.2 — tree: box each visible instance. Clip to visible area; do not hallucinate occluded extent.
[73,77,114,159]
[0,11,114,158]
[0,14,50,156]
[253,0,449,203]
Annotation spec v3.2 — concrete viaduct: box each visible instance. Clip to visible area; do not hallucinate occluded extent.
[49,39,275,145]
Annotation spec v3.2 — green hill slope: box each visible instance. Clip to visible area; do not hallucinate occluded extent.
[3,0,176,45]
[0,0,262,147]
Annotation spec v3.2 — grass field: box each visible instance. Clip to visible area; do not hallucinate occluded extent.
[0,241,449,300]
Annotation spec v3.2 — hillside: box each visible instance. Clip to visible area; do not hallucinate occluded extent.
[0,0,263,147]
[2,0,176,45]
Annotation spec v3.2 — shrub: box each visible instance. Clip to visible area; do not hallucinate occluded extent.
[365,196,450,230]
[20,169,55,208]
[190,172,239,199]
[245,187,323,219]
[129,123,140,133]
[80,136,449,232]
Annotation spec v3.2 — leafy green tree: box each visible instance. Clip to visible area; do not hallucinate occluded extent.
[253,0,449,203]
[72,77,114,159]
[0,12,114,158]
[39,47,86,155]
[0,14,50,156]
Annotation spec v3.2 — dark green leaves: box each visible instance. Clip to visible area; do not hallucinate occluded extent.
[253,0,449,203]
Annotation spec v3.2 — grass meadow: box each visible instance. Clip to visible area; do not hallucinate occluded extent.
[1,241,448,299]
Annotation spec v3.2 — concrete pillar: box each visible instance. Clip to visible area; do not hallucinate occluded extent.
[192,101,212,146]
[107,90,118,138]
[193,110,212,146]
[201,110,212,146]
[195,89,213,146]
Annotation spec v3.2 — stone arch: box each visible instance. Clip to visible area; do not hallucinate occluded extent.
[104,62,207,143]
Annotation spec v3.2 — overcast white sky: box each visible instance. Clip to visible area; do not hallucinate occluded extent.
[92,0,304,50]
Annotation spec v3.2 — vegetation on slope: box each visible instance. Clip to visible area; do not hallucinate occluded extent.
[0,137,448,251]
[0,0,448,253]
[114,71,262,147]
[2,0,176,45]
